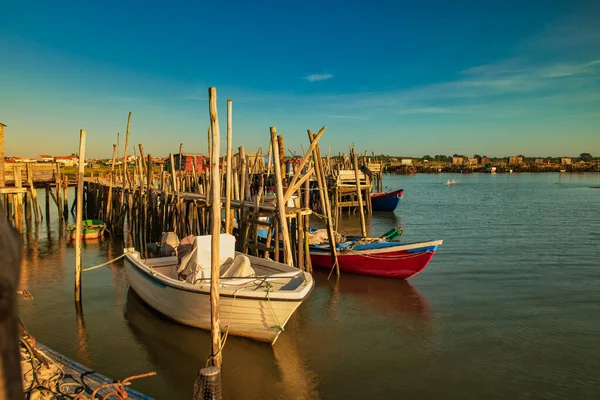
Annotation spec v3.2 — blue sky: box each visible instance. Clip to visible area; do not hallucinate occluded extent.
[1,0,598,158]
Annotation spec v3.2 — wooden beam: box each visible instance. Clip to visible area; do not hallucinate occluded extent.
[271,128,294,267]
[75,130,86,304]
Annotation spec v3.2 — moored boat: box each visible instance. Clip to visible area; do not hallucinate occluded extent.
[124,233,314,344]
[370,188,404,211]
[66,219,107,240]
[309,237,443,279]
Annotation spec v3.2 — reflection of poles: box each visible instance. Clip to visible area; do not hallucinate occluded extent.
[75,130,86,305]
[75,302,92,366]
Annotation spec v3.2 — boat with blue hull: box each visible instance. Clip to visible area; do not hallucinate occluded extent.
[371,188,403,211]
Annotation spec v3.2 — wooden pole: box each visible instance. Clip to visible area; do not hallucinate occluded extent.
[106,144,117,224]
[208,87,222,368]
[0,123,5,188]
[121,112,132,204]
[308,130,339,276]
[271,127,294,266]
[283,126,326,202]
[26,163,40,223]
[75,129,86,304]
[0,208,23,400]
[351,148,367,237]
[225,99,233,234]
[13,166,23,231]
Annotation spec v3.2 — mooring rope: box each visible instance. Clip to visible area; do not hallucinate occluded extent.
[82,251,131,272]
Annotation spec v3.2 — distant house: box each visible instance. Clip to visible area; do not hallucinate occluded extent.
[401,158,413,166]
[481,157,492,165]
[535,158,544,165]
[164,153,204,173]
[21,157,37,163]
[55,156,79,166]
[468,158,479,166]
[39,154,54,162]
[508,156,523,165]
[452,156,464,166]
[561,157,572,165]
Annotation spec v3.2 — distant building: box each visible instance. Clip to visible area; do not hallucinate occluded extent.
[401,158,413,166]
[508,156,523,165]
[561,157,572,165]
[55,156,79,166]
[164,153,204,173]
[39,154,54,162]
[452,156,464,166]
[481,157,492,165]
[535,158,544,165]
[468,158,479,166]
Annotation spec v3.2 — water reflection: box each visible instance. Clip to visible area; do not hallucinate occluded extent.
[318,271,431,328]
[334,211,403,237]
[124,290,320,399]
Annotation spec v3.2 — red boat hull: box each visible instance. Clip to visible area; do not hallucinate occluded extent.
[309,248,437,279]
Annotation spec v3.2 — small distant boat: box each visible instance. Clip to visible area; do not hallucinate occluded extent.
[371,188,403,211]
[560,169,566,173]
[444,179,457,186]
[507,169,513,173]
[125,233,314,344]
[66,219,107,240]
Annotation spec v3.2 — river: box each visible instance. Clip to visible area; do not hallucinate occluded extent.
[18,172,600,399]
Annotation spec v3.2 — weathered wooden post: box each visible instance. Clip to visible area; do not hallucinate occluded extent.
[106,144,117,225]
[121,112,132,205]
[308,130,339,277]
[351,148,367,237]
[75,130,86,304]
[13,166,23,231]
[208,87,223,368]
[0,122,5,188]
[0,208,23,400]
[225,99,233,234]
[271,128,294,266]
[25,164,40,223]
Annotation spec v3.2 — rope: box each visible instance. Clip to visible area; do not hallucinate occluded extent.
[265,282,284,332]
[82,251,130,272]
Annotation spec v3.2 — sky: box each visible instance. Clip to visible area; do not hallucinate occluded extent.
[1,0,599,158]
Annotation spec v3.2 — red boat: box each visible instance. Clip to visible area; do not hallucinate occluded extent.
[309,239,443,279]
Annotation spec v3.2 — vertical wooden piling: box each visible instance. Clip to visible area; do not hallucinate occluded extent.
[121,112,132,204]
[308,130,339,276]
[271,127,294,266]
[208,87,223,369]
[351,148,367,237]
[26,163,40,223]
[0,123,5,189]
[106,144,117,225]
[225,99,233,234]
[13,166,23,231]
[75,130,86,305]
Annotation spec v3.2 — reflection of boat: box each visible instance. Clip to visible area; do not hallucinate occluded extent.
[124,233,314,343]
[66,219,106,239]
[370,188,403,211]
[125,290,318,399]
[309,237,443,279]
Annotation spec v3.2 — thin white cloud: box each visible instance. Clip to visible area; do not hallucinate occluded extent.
[327,114,368,119]
[303,73,333,82]
[399,107,454,114]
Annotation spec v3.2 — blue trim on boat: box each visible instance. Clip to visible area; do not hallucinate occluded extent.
[132,264,168,288]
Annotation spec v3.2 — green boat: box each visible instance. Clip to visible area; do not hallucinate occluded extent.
[66,219,107,240]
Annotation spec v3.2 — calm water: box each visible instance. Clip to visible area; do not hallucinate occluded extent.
[18,173,600,399]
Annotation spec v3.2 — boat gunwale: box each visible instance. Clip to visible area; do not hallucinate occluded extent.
[124,252,314,303]
[310,239,443,255]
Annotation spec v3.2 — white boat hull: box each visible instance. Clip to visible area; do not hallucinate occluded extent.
[124,253,312,344]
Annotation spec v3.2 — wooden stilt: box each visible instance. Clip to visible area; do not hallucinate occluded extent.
[75,129,86,305]
[207,87,223,369]
[225,99,233,234]
[271,127,294,266]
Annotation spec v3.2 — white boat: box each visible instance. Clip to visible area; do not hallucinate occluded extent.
[124,233,314,344]
[444,179,457,186]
